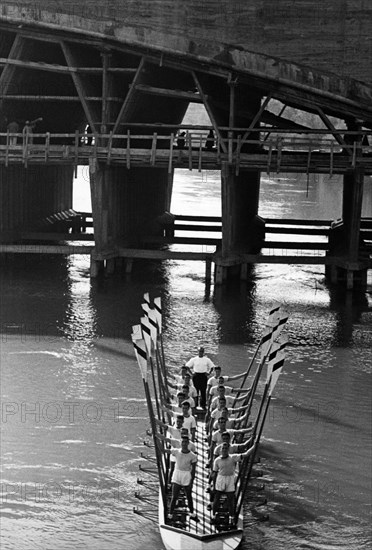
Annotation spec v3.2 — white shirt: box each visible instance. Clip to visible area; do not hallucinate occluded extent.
[170,438,196,453]
[186,355,215,374]
[178,382,198,399]
[213,454,241,476]
[182,414,197,434]
[210,394,235,411]
[208,375,228,390]
[171,449,197,471]
[209,385,234,397]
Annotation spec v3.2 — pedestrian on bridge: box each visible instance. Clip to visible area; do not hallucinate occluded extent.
[7,120,19,146]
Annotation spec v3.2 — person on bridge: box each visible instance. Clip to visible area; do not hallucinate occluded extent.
[177,131,186,149]
[185,346,215,409]
[7,120,19,146]
[205,129,215,150]
[22,118,43,145]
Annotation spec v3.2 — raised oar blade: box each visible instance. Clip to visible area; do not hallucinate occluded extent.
[131,324,143,340]
[143,292,151,307]
[269,360,284,396]
[260,308,288,361]
[140,316,152,356]
[147,309,158,350]
[266,339,288,382]
[132,336,148,383]
[153,297,162,334]
[271,310,289,342]
[141,302,150,316]
[265,304,281,328]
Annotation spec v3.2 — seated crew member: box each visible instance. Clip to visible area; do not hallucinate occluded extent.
[166,435,198,521]
[186,346,215,409]
[211,440,256,523]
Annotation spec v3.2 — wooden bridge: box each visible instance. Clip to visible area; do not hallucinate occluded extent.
[1,3,371,287]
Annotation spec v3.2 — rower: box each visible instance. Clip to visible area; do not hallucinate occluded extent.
[211,407,251,431]
[207,366,249,395]
[211,440,256,525]
[181,373,198,400]
[168,365,192,386]
[210,385,250,412]
[157,427,196,482]
[181,384,196,415]
[166,435,198,522]
[208,418,253,465]
[164,401,197,442]
[206,397,249,436]
[169,391,186,413]
[207,431,253,484]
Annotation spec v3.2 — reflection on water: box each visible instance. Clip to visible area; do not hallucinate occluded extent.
[0,169,371,550]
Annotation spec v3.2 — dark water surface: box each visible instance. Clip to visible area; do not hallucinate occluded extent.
[1,170,371,550]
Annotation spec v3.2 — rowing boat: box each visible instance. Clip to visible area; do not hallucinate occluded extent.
[132,295,287,550]
[158,410,244,550]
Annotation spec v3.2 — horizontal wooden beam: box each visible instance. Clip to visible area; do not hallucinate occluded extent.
[0,57,137,74]
[2,95,122,102]
[265,226,329,235]
[0,244,93,254]
[0,232,94,242]
[141,236,220,245]
[174,223,221,232]
[134,84,204,102]
[174,215,334,225]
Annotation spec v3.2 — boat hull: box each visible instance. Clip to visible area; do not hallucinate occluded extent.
[159,492,243,550]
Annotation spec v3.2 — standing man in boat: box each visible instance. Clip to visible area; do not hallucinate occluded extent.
[211,440,256,524]
[186,346,215,409]
[166,436,198,522]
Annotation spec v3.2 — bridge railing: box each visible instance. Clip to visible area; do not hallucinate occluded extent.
[0,127,371,171]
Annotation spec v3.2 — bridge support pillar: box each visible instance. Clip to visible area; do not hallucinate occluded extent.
[217,163,263,283]
[89,159,173,277]
[326,168,368,289]
[0,165,73,234]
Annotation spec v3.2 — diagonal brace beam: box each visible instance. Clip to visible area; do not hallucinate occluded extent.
[192,71,228,153]
[315,106,351,156]
[60,42,98,134]
[112,57,145,136]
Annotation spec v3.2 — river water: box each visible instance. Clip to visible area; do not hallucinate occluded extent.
[1,169,371,550]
